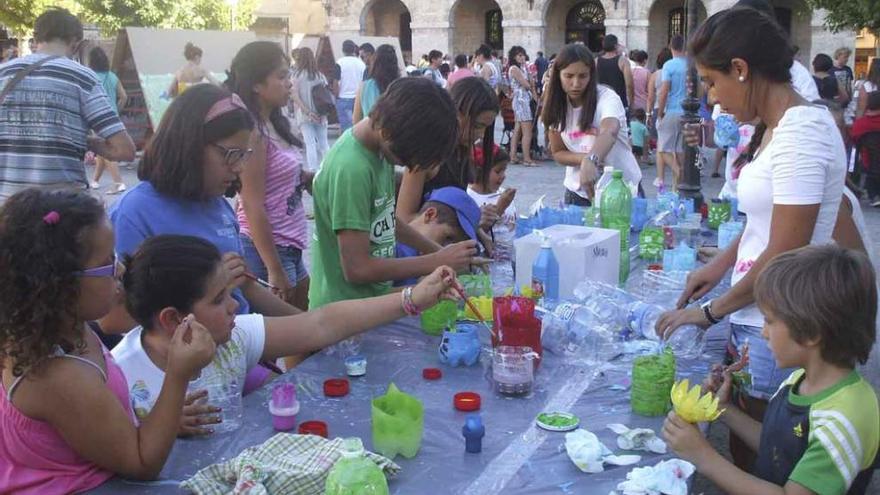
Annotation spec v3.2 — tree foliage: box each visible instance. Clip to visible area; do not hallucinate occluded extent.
[806,0,880,36]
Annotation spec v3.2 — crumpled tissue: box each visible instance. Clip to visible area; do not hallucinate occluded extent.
[611,458,695,495]
[606,424,667,454]
[564,428,641,473]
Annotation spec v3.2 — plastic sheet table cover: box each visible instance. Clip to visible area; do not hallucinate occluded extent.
[90,316,728,495]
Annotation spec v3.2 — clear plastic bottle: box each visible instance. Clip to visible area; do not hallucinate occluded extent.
[600,171,633,286]
[325,437,389,495]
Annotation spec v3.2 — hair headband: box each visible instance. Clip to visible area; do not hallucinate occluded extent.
[204,94,248,124]
[473,143,501,168]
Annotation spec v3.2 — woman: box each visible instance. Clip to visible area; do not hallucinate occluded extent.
[541,44,642,207]
[227,42,312,314]
[630,50,650,112]
[655,7,846,466]
[508,46,538,166]
[87,46,127,194]
[812,53,847,103]
[169,42,219,97]
[290,47,330,172]
[857,58,880,118]
[474,44,500,94]
[353,44,400,123]
[647,48,672,184]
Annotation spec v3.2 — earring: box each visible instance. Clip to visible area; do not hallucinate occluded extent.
[738,76,745,82]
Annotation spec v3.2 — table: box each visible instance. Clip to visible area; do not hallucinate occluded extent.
[92,313,728,494]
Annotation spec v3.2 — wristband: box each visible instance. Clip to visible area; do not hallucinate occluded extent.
[402,286,422,316]
[701,299,721,325]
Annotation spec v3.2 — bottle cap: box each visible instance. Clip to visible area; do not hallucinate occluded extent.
[323,378,350,397]
[454,391,481,411]
[298,420,328,438]
[603,165,614,172]
[612,170,623,178]
[340,437,365,458]
[423,368,442,380]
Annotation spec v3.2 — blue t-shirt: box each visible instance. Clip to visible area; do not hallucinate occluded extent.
[662,56,688,115]
[630,120,648,148]
[110,182,250,314]
[392,243,419,287]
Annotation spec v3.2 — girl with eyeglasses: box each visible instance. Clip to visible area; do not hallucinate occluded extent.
[0,189,217,492]
[226,42,313,318]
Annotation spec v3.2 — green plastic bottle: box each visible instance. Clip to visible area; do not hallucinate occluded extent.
[325,437,389,495]
[600,170,633,285]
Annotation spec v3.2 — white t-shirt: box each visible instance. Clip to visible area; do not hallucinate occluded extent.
[843,186,876,266]
[790,60,820,102]
[337,56,366,99]
[731,105,846,327]
[111,314,266,419]
[557,85,642,198]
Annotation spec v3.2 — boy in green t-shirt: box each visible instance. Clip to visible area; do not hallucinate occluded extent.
[629,108,648,165]
[309,78,479,309]
[663,245,879,495]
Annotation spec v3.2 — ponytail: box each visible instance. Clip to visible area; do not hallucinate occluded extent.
[732,122,766,178]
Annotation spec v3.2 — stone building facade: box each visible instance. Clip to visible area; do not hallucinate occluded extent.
[320,0,852,69]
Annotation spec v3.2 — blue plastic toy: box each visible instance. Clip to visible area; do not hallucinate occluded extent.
[438,324,481,367]
[462,414,485,453]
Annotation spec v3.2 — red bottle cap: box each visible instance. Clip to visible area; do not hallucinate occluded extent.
[323,378,350,397]
[647,264,663,271]
[423,368,442,380]
[700,203,709,219]
[454,391,481,411]
[297,420,328,438]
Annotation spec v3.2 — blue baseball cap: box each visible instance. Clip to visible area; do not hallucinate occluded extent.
[424,187,481,242]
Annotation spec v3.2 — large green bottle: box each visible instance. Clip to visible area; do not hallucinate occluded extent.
[325,437,389,495]
[600,170,633,285]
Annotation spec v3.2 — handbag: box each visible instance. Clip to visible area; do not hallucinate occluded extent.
[0,55,61,105]
[311,78,336,116]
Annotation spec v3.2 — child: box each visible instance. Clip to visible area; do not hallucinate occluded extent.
[395,186,482,287]
[309,77,478,309]
[630,108,648,165]
[0,190,216,492]
[113,234,460,434]
[851,92,880,206]
[663,245,879,495]
[467,144,517,261]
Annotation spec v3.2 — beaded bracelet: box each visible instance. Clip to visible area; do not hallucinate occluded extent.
[401,286,422,316]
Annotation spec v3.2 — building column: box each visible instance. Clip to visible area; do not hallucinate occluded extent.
[604,18,630,48]
[410,22,452,60]
[626,20,649,55]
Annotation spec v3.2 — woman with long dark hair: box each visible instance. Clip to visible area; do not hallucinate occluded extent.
[88,46,127,194]
[226,41,312,316]
[857,58,880,118]
[541,43,641,206]
[291,47,329,171]
[353,44,400,123]
[507,45,538,165]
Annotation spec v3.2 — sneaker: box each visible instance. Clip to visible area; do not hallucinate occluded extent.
[89,181,100,189]
[711,172,721,178]
[107,182,127,195]
[652,178,664,188]
[872,199,880,208]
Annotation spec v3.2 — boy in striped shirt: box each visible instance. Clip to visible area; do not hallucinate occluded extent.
[664,245,879,495]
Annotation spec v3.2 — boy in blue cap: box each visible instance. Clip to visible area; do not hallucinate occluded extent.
[395,187,481,286]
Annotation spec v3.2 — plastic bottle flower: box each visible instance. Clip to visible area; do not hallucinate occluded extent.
[670,379,724,423]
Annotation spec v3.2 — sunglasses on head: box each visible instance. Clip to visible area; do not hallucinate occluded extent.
[76,253,119,278]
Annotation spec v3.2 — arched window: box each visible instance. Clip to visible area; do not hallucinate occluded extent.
[668,7,685,42]
[565,1,606,52]
[485,9,503,50]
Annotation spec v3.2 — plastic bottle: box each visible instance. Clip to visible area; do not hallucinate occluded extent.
[531,232,559,303]
[462,414,485,453]
[324,437,389,495]
[600,170,633,285]
[593,166,615,218]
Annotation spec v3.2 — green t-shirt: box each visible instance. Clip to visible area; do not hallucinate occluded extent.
[308,129,396,309]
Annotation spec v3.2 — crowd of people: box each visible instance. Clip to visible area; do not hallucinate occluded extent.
[0,1,878,494]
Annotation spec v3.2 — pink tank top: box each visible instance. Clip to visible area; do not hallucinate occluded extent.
[237,135,308,250]
[0,334,136,494]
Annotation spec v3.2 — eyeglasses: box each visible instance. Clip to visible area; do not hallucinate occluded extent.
[211,143,253,167]
[76,253,119,278]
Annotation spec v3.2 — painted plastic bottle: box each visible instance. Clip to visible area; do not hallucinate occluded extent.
[601,170,633,285]
[462,414,485,453]
[324,437,389,495]
[531,232,559,303]
[593,166,615,218]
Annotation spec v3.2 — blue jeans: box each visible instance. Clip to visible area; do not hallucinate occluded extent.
[730,323,797,400]
[240,235,308,285]
[336,97,355,132]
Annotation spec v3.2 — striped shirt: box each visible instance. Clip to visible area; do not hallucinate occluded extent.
[0,54,125,200]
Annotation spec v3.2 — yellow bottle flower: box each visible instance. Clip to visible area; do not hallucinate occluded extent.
[670,379,724,423]
[464,296,493,321]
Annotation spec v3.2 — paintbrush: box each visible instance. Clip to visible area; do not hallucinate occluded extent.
[245,272,278,290]
[453,285,497,339]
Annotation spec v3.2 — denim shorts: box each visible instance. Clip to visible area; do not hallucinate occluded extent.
[240,235,309,285]
[729,323,797,400]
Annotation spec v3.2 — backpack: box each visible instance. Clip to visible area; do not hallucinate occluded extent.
[311,78,336,116]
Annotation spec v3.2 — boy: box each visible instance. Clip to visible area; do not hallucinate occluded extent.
[630,108,648,165]
[664,245,879,495]
[309,78,477,309]
[395,187,481,287]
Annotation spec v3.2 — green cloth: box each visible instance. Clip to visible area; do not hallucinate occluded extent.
[308,129,396,309]
[360,79,381,119]
[181,433,400,495]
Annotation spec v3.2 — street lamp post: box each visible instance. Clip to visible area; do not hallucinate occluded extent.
[678,0,703,210]
[226,0,238,30]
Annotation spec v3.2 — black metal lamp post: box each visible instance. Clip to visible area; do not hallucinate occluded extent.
[678,0,703,210]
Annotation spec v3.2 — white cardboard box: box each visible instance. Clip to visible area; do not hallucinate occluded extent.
[514,224,621,299]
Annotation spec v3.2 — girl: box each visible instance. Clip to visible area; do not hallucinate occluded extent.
[353,44,400,123]
[0,190,215,492]
[227,41,312,312]
[113,235,460,434]
[856,58,880,118]
[473,44,501,94]
[88,46,127,195]
[467,144,517,261]
[508,46,538,166]
[290,47,330,172]
[541,43,642,207]
[169,42,219,97]
[647,48,673,187]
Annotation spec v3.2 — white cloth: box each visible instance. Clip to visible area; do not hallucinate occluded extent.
[557,85,642,198]
[790,60,820,102]
[843,186,876,266]
[336,56,365,99]
[112,314,266,419]
[731,105,846,327]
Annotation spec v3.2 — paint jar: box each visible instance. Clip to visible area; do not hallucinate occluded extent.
[491,345,538,396]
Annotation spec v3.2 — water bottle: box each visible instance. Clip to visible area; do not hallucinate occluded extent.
[325,437,389,495]
[600,171,633,285]
[593,166,615,216]
[532,232,559,303]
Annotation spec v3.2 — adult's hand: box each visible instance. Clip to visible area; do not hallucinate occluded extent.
[578,156,599,199]
[655,306,711,340]
[675,262,728,309]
